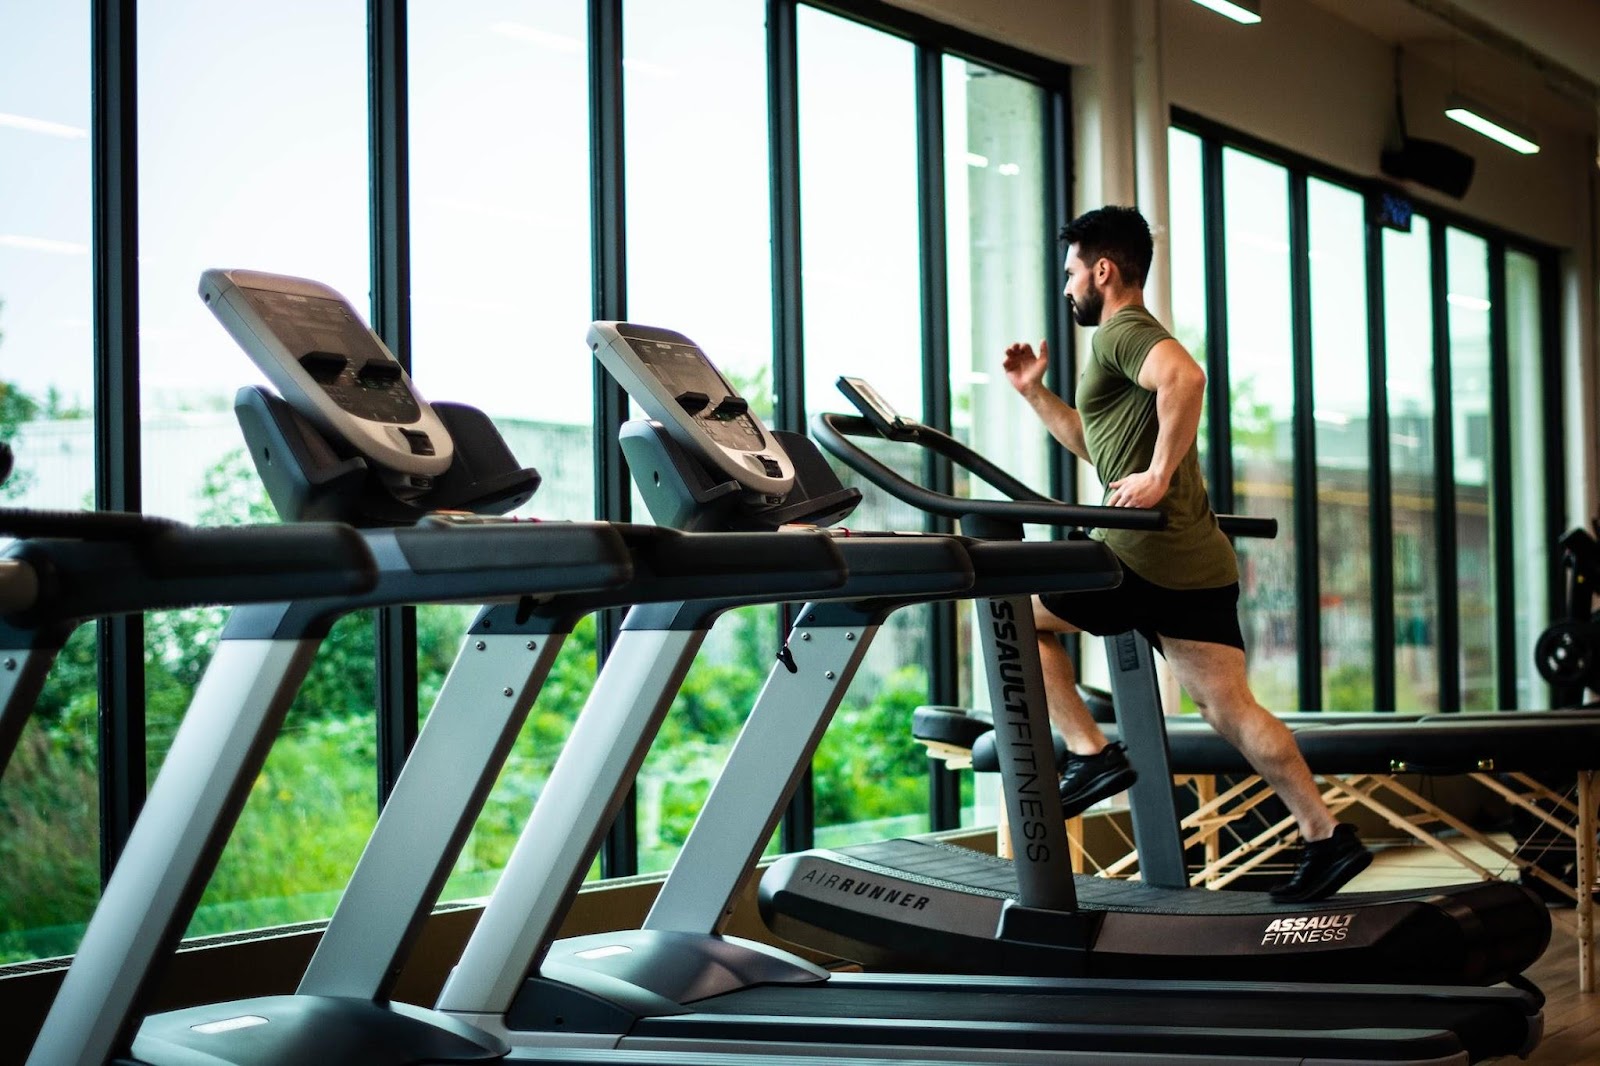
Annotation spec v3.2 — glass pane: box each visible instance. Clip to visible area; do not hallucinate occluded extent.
[616,0,782,874]
[625,0,772,416]
[0,1,97,963]
[427,606,602,898]
[1384,218,1438,711]
[1307,179,1374,712]
[407,0,596,893]
[137,0,376,937]
[798,8,929,846]
[639,604,776,874]
[409,0,593,520]
[1222,148,1296,710]
[1168,128,1208,472]
[944,54,1048,824]
[1505,250,1549,709]
[1446,228,1494,709]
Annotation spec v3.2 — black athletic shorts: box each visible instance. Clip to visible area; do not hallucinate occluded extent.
[1038,563,1245,653]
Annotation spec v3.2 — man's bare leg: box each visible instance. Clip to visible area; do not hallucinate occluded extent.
[1159,635,1337,842]
[1031,596,1111,755]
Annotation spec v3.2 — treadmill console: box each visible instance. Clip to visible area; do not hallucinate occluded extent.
[589,322,794,500]
[200,269,452,499]
[837,375,919,440]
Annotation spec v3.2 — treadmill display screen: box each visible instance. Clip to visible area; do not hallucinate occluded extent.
[241,289,423,425]
[632,337,767,452]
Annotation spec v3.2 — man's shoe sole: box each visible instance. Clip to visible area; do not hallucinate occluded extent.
[1059,765,1138,819]
[1269,847,1375,904]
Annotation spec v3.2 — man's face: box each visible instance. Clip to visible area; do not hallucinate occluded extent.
[1063,244,1104,327]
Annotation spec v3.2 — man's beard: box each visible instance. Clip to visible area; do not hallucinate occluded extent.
[1069,281,1104,327]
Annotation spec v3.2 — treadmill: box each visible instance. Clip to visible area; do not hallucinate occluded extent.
[755,378,1551,987]
[23,272,858,1066]
[425,323,1545,1065]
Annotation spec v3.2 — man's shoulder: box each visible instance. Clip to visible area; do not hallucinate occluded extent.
[1101,305,1170,338]
[1094,306,1172,374]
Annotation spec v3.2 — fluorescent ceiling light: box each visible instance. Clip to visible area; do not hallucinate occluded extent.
[491,22,580,53]
[998,163,1021,176]
[966,152,990,168]
[0,111,87,139]
[0,234,89,255]
[1190,0,1261,25]
[1446,292,1492,312]
[1445,95,1539,155]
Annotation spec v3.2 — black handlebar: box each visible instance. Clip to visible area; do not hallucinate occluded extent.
[2,519,378,624]
[813,412,1165,532]
[811,412,1277,540]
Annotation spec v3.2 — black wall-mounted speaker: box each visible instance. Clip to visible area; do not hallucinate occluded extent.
[1380,136,1476,199]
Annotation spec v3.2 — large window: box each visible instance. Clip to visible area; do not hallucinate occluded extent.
[1506,250,1550,709]
[945,54,1051,823]
[798,7,931,847]
[0,1,97,963]
[1307,178,1375,711]
[407,0,600,900]
[1446,228,1495,709]
[1171,116,1560,717]
[137,0,378,936]
[2,2,1075,963]
[622,0,782,874]
[1383,219,1439,711]
[1222,148,1297,710]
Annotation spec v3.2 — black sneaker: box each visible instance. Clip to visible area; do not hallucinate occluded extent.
[1057,741,1137,818]
[1269,824,1374,903]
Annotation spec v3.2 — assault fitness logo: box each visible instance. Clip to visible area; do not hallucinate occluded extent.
[1261,912,1355,946]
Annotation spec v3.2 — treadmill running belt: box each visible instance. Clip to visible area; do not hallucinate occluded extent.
[836,837,1523,914]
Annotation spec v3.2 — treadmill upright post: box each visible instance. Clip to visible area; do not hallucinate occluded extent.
[438,620,708,1017]
[644,604,879,934]
[0,640,61,781]
[1104,630,1187,887]
[28,630,323,1066]
[298,606,571,999]
[976,591,1080,915]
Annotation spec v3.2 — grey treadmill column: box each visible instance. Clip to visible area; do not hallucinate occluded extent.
[298,605,569,998]
[27,627,323,1066]
[1104,630,1187,888]
[0,643,58,781]
[973,592,1080,914]
[644,605,880,934]
[436,618,710,1020]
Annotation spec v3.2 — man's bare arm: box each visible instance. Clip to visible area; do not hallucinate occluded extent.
[1002,340,1092,464]
[1105,337,1205,508]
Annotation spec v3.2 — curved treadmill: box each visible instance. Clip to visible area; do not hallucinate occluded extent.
[754,399,1551,989]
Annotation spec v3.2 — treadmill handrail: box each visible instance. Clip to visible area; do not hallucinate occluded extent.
[1,521,378,626]
[812,412,1278,540]
[813,413,1163,531]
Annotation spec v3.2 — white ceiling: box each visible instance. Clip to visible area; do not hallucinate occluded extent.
[1304,0,1600,126]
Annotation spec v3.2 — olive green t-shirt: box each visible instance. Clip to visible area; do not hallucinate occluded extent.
[1077,306,1237,590]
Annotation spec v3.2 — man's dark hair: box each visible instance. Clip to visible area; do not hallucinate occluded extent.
[1060,206,1153,288]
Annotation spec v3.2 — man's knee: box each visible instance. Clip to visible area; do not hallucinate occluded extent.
[1032,595,1078,634]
